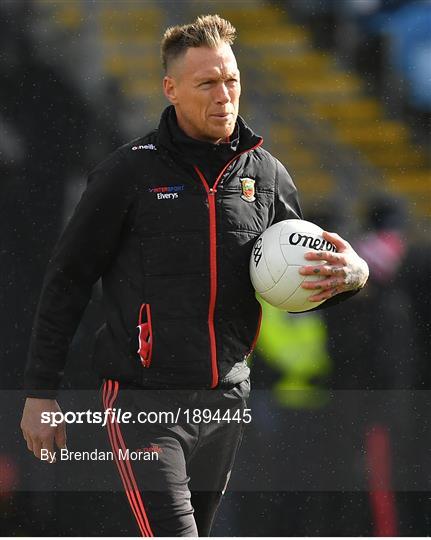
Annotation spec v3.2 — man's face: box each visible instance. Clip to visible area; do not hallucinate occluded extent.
[163,43,241,143]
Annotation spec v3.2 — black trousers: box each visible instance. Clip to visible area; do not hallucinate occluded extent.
[101,378,249,537]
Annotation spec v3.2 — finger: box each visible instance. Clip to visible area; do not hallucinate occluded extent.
[36,437,57,463]
[32,439,42,460]
[299,265,347,277]
[24,432,34,452]
[43,434,55,456]
[308,287,341,302]
[301,277,344,290]
[304,251,344,264]
[55,424,67,449]
[322,230,351,251]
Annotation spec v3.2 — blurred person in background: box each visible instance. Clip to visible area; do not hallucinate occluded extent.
[329,195,411,391]
[323,195,431,536]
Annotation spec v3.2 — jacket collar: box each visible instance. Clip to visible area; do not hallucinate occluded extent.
[156,105,262,160]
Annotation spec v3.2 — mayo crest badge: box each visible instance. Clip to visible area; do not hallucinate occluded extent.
[240,178,256,202]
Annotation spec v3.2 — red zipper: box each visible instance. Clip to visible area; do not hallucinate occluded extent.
[193,137,263,388]
[137,303,153,367]
[247,303,262,357]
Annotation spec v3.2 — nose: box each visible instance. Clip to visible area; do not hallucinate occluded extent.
[214,82,230,105]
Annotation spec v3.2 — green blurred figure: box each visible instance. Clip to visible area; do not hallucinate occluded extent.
[256,298,332,409]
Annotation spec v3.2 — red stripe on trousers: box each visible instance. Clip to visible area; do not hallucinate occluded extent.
[103,381,149,537]
[366,424,398,536]
[103,380,153,537]
[109,382,153,535]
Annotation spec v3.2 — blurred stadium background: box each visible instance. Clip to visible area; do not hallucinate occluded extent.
[1,0,430,536]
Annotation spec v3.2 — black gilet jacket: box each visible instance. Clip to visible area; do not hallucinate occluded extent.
[24,107,302,397]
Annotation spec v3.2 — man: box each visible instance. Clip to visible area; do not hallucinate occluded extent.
[21,15,369,537]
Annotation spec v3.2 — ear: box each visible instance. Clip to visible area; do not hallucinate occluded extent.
[163,76,178,105]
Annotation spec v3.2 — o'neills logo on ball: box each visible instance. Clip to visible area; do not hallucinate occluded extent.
[240,178,256,202]
[289,233,337,252]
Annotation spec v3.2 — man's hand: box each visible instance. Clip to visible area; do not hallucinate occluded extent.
[300,230,369,302]
[20,398,67,462]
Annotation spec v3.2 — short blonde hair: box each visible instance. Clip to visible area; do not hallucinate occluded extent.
[161,14,236,73]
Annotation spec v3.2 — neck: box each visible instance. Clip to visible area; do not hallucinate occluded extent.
[175,110,227,144]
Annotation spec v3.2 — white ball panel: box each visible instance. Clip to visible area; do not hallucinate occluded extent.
[276,268,325,312]
[280,242,324,267]
[249,236,275,292]
[286,298,325,312]
[249,252,274,293]
[280,219,323,238]
[259,265,303,306]
[261,223,286,283]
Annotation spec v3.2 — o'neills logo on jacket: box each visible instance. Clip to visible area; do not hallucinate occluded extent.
[289,233,337,252]
[132,143,157,151]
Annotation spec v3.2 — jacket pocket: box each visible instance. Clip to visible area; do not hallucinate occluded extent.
[137,303,153,367]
